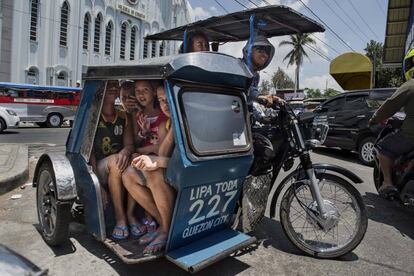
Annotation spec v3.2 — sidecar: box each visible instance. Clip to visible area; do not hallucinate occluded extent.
[32,5,324,273]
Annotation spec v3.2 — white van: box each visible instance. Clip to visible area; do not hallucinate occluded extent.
[0,106,20,133]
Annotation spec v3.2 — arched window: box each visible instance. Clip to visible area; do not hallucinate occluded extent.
[59,1,70,47]
[151,41,156,58]
[130,27,137,60]
[120,22,127,59]
[82,13,91,50]
[26,67,38,84]
[29,0,39,41]
[143,40,148,59]
[159,41,165,57]
[105,21,113,56]
[57,72,68,86]
[94,13,102,53]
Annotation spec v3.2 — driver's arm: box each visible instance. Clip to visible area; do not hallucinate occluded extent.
[370,83,410,124]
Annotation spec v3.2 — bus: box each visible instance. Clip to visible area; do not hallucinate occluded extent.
[0,82,81,127]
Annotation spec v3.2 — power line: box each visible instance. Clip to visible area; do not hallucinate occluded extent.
[375,0,386,15]
[213,0,229,13]
[310,34,341,56]
[320,0,367,44]
[246,0,260,8]
[348,0,381,40]
[233,0,249,9]
[305,44,332,62]
[297,0,355,52]
[331,0,371,41]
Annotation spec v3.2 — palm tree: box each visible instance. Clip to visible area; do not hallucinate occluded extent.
[279,34,315,91]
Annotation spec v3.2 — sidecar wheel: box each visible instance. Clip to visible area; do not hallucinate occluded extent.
[280,173,367,258]
[36,161,72,246]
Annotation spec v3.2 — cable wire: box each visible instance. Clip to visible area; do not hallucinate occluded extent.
[297,0,355,52]
[348,0,381,40]
[233,0,249,9]
[375,0,386,16]
[310,34,341,56]
[304,44,332,62]
[214,0,229,13]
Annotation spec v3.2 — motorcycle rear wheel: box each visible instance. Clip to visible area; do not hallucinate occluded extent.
[280,173,367,258]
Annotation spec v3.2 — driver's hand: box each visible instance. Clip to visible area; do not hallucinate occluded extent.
[272,96,285,105]
[257,95,273,107]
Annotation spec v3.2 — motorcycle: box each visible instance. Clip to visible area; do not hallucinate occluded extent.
[373,114,414,206]
[236,100,368,258]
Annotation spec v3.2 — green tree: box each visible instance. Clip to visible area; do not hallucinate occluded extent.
[271,67,295,90]
[279,34,316,90]
[305,88,322,98]
[324,88,340,97]
[259,79,271,95]
[364,40,383,66]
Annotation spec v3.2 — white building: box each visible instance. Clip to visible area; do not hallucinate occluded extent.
[0,0,192,86]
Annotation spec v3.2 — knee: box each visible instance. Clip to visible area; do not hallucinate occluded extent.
[145,170,164,188]
[107,155,122,175]
[122,167,135,187]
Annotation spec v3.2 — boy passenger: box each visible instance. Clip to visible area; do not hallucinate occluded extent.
[90,80,134,240]
[123,84,176,256]
[179,31,210,53]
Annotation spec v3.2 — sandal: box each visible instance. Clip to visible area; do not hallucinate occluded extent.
[143,218,157,233]
[143,234,167,256]
[139,231,158,245]
[112,225,129,240]
[129,223,147,238]
[378,185,398,198]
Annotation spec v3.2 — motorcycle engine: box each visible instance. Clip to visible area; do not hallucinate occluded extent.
[249,133,276,176]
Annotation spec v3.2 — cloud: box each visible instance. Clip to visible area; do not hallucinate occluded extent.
[302,74,343,91]
[192,7,212,21]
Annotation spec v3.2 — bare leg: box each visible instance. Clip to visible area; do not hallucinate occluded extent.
[378,152,395,189]
[122,167,162,223]
[107,155,127,237]
[126,194,138,224]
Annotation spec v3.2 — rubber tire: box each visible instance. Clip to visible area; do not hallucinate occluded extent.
[358,137,376,167]
[36,161,72,246]
[0,118,6,133]
[47,113,63,128]
[373,165,382,192]
[280,173,368,258]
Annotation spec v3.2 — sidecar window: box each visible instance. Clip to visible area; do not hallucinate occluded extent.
[180,91,250,156]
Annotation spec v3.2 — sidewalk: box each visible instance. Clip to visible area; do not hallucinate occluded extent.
[0,144,28,194]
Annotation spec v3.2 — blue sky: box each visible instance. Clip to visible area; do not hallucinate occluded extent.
[187,0,388,90]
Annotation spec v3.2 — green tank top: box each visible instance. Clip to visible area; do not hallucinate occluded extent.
[94,110,127,160]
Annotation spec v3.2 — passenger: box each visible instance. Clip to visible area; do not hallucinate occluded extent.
[242,34,283,116]
[179,31,210,53]
[125,80,168,236]
[90,80,134,240]
[123,85,175,256]
[369,48,414,197]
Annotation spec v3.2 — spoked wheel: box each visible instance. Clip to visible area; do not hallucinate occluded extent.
[280,173,367,258]
[36,162,72,246]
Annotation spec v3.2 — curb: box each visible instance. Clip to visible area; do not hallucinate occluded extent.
[0,145,29,195]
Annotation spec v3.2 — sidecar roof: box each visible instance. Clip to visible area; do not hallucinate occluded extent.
[146,5,325,42]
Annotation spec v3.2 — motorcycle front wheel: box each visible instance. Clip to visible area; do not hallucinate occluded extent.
[280,173,368,258]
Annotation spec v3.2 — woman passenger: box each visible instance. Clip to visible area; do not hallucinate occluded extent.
[179,31,210,53]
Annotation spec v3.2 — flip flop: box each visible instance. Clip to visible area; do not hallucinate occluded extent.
[378,185,398,198]
[112,225,129,240]
[143,239,167,257]
[143,218,157,232]
[129,223,147,238]
[139,231,158,245]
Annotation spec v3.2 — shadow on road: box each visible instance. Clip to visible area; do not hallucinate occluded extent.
[363,192,414,240]
[0,130,19,135]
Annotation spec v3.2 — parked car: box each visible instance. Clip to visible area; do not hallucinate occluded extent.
[312,88,396,166]
[0,106,20,133]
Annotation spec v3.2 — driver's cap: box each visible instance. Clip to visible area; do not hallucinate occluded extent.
[403,48,414,81]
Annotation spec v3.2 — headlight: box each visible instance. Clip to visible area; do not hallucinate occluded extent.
[6,109,17,116]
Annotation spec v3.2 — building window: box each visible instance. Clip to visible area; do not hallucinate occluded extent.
[105,21,113,56]
[120,22,127,59]
[94,13,102,53]
[59,1,70,47]
[143,40,148,59]
[57,72,68,86]
[30,0,39,41]
[151,41,156,58]
[159,41,165,57]
[26,68,38,84]
[83,13,91,50]
[130,27,137,60]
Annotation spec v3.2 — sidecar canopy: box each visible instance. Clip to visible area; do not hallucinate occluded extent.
[146,5,325,42]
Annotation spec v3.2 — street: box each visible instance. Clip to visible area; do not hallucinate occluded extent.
[0,128,413,276]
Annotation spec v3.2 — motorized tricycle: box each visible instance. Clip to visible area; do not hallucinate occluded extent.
[33,5,367,273]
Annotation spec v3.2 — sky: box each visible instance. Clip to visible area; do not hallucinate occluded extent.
[186,0,389,91]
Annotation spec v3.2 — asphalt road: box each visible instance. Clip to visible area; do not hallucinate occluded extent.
[0,126,70,145]
[0,128,413,275]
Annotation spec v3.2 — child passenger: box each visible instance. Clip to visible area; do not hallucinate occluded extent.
[90,80,134,240]
[123,85,176,256]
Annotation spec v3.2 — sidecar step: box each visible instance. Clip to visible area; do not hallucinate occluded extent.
[166,229,256,273]
[103,238,162,264]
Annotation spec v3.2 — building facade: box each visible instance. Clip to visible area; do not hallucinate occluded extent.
[0,0,191,86]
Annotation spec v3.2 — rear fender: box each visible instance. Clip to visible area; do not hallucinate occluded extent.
[33,153,77,202]
[268,163,363,218]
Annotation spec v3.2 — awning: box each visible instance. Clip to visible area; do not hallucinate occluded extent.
[383,0,413,67]
[330,52,372,90]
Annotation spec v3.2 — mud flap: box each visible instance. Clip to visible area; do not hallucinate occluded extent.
[166,229,256,273]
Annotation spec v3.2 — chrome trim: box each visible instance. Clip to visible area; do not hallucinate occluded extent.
[46,153,77,201]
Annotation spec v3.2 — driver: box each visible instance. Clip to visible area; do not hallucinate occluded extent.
[369,48,414,197]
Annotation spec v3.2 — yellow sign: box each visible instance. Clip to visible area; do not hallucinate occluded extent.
[117,4,145,20]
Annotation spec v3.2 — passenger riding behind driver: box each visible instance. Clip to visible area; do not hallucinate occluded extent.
[90,80,134,240]
[179,30,210,53]
[123,84,176,256]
